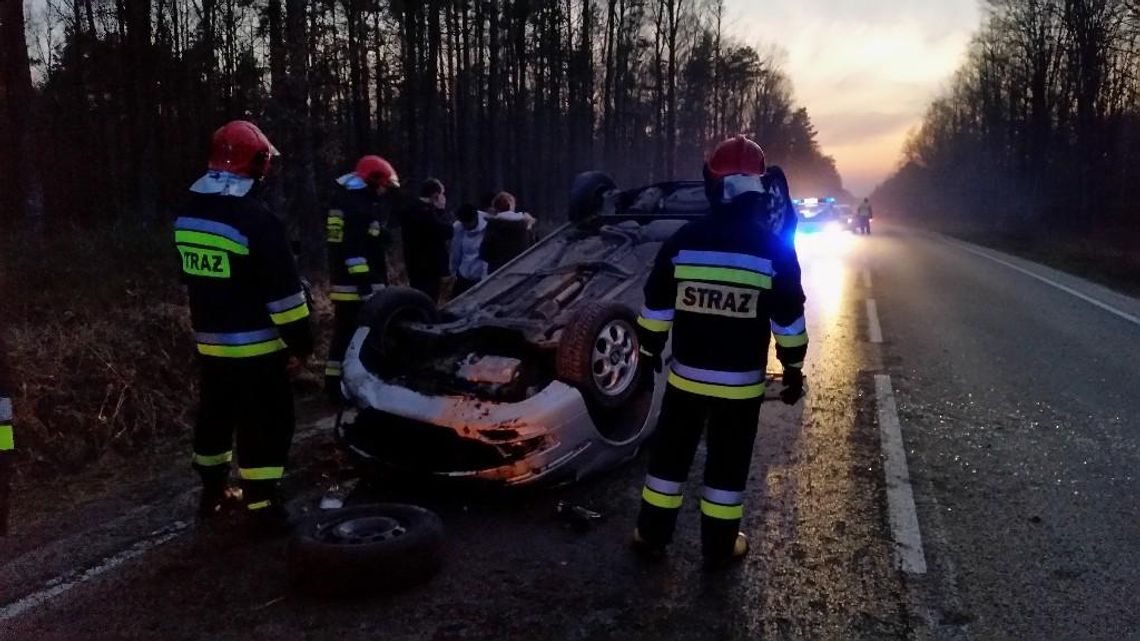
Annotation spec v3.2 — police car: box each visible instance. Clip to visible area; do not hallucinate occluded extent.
[793,197,847,235]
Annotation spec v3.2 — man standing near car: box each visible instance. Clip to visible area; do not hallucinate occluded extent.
[325,155,399,402]
[175,120,313,531]
[632,135,808,566]
[856,197,873,235]
[399,178,453,303]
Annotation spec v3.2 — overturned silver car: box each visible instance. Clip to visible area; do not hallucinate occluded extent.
[338,178,717,486]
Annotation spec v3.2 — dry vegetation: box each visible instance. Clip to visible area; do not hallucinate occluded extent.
[1,223,336,481]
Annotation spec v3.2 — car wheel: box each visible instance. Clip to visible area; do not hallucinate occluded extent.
[359,286,439,360]
[288,503,444,596]
[556,302,643,411]
[569,171,617,222]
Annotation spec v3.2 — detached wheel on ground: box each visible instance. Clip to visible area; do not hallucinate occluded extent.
[568,171,617,222]
[287,503,445,596]
[556,302,644,411]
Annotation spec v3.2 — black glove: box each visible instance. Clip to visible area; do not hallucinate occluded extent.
[640,348,662,374]
[781,367,805,405]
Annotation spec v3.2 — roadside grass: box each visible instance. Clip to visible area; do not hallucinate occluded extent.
[1,223,335,482]
[935,225,1140,298]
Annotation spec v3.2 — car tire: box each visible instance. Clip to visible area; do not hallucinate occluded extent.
[358,286,439,360]
[288,503,445,597]
[556,302,644,411]
[569,171,617,222]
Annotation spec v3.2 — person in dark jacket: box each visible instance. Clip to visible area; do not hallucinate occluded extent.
[399,178,453,302]
[174,120,313,530]
[480,191,536,274]
[325,155,399,401]
[632,135,807,566]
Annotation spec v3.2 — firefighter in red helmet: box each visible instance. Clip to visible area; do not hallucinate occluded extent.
[174,120,313,531]
[632,134,807,566]
[324,155,400,401]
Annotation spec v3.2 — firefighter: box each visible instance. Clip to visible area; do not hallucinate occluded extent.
[325,155,399,402]
[633,135,808,566]
[175,120,313,529]
[855,198,873,235]
[0,335,14,536]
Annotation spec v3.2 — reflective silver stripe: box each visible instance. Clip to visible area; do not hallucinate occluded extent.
[345,257,368,266]
[0,398,11,422]
[671,362,765,386]
[645,475,683,495]
[174,216,249,247]
[266,291,307,313]
[771,316,806,336]
[331,285,360,294]
[195,328,280,345]
[702,487,744,506]
[639,307,675,321]
[673,250,774,275]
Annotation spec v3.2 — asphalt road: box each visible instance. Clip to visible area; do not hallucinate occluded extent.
[1,224,1137,641]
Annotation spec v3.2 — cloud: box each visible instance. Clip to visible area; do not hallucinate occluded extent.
[723,0,979,190]
[813,110,918,147]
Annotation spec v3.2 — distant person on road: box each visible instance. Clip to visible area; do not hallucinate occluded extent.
[633,134,808,567]
[0,336,15,535]
[855,198,873,235]
[174,121,313,532]
[324,155,399,402]
[399,178,453,303]
[480,191,536,274]
[450,204,489,298]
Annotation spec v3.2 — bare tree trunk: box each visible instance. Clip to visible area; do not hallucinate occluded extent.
[1,0,45,228]
[285,0,320,268]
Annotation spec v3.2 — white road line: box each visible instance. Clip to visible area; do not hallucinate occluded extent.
[945,238,1140,327]
[866,299,883,343]
[862,268,872,290]
[874,374,927,575]
[0,522,190,622]
[0,411,345,621]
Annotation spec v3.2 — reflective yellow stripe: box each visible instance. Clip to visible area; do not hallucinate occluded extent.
[637,316,672,333]
[174,230,250,256]
[347,264,370,274]
[325,365,343,376]
[239,466,284,481]
[192,450,233,467]
[667,372,765,400]
[786,362,804,369]
[700,499,744,520]
[674,265,772,289]
[0,425,13,451]
[329,292,362,302]
[269,303,310,325]
[197,339,286,358]
[774,333,808,348]
[246,500,271,511]
[642,486,683,509]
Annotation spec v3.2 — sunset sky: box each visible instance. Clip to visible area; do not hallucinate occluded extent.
[725,0,981,196]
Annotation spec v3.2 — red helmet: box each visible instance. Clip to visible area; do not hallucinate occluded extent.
[354,155,400,189]
[207,120,280,178]
[706,135,766,179]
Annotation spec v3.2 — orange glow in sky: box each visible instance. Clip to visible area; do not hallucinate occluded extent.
[725,0,980,196]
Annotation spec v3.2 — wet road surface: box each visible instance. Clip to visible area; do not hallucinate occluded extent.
[1,224,1137,640]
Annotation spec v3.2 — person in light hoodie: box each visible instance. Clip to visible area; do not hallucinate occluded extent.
[449,204,489,297]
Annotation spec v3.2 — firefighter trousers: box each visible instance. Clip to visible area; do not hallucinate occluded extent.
[325,300,362,400]
[637,386,762,560]
[192,353,295,511]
